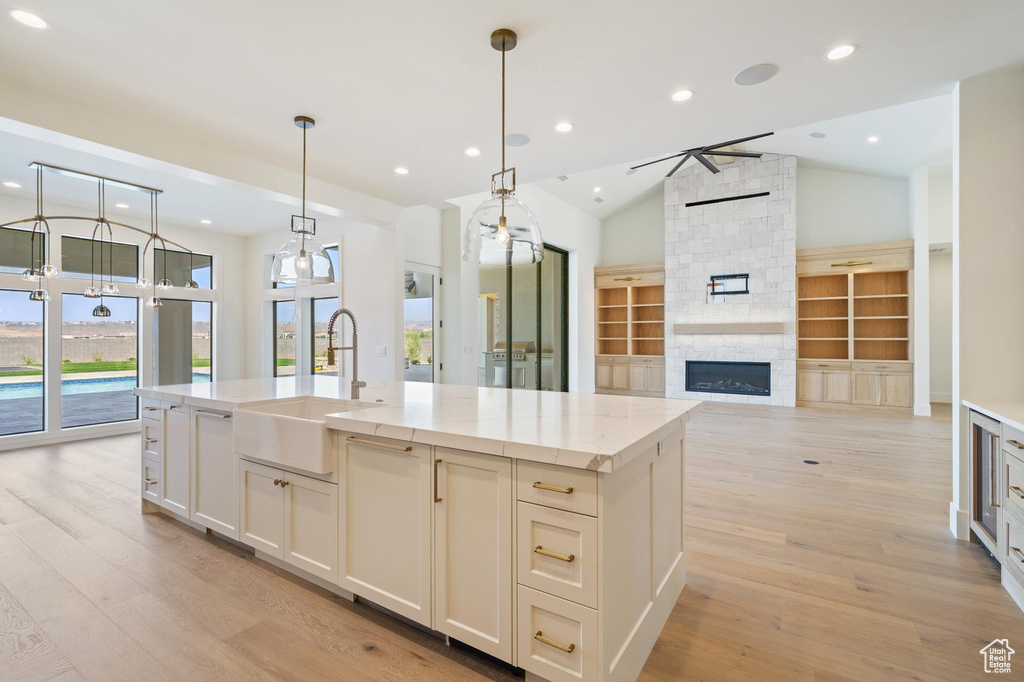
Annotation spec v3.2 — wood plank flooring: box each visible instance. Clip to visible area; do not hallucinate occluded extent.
[0,402,1021,681]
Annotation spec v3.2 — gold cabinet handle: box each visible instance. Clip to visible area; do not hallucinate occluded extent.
[830,260,873,267]
[280,480,289,488]
[346,436,412,452]
[434,459,442,503]
[1012,547,1024,564]
[533,482,574,495]
[1008,440,1024,450]
[143,406,159,412]
[534,631,575,653]
[534,545,575,563]
[144,478,158,486]
[1011,486,1024,500]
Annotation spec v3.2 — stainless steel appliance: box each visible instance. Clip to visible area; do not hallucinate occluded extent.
[971,410,1002,556]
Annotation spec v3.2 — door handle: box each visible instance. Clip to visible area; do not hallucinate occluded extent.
[434,459,442,503]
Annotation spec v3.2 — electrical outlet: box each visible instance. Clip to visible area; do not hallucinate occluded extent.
[376,346,387,357]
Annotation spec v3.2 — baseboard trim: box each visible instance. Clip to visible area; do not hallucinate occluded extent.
[950,502,969,540]
[930,392,953,403]
[914,402,932,417]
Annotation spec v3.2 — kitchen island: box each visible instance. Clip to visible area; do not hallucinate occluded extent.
[134,377,702,682]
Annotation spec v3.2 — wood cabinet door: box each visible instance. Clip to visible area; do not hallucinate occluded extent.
[239,459,284,559]
[595,362,613,390]
[796,370,823,402]
[821,371,851,403]
[161,404,190,516]
[433,447,513,663]
[880,373,912,407]
[339,435,431,626]
[612,364,630,390]
[647,366,666,394]
[629,364,649,392]
[190,408,238,540]
[852,372,881,405]
[283,472,339,583]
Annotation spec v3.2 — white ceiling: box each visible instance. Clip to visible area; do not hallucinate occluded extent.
[0,129,328,235]
[0,0,1021,211]
[538,94,954,219]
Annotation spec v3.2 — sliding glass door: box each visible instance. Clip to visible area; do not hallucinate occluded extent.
[0,289,45,436]
[478,244,568,391]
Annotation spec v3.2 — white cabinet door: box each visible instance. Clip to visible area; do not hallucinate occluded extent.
[283,472,338,583]
[433,447,513,663]
[338,435,431,625]
[239,459,284,558]
[161,403,190,516]
[190,408,238,540]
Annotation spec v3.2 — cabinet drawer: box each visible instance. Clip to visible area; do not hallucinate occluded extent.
[798,360,851,371]
[517,585,597,682]
[596,356,630,365]
[142,458,161,504]
[1005,513,1024,587]
[851,361,912,373]
[517,461,598,517]
[1003,423,1024,458]
[517,502,598,608]
[141,401,162,419]
[1007,454,1024,519]
[142,419,162,461]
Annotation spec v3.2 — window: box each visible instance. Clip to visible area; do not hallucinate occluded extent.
[155,247,213,288]
[155,300,212,384]
[272,244,338,289]
[273,300,296,376]
[404,270,435,383]
[61,235,138,282]
[0,289,45,436]
[0,226,45,275]
[61,294,139,428]
[311,297,339,375]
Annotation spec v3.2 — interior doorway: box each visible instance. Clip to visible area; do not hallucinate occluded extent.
[404,264,440,383]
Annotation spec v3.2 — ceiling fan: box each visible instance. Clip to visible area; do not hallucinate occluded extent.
[631,131,775,177]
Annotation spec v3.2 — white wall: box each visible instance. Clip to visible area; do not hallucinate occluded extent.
[444,185,601,393]
[796,167,911,248]
[910,167,931,416]
[399,205,443,268]
[929,168,953,244]
[929,250,953,402]
[599,188,665,266]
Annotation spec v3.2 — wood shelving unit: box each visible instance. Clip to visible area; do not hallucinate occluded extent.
[797,274,850,360]
[594,263,666,397]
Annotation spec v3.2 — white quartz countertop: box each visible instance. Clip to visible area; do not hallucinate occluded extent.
[963,399,1024,433]
[135,378,703,472]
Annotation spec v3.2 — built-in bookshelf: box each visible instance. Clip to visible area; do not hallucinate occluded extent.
[595,263,666,398]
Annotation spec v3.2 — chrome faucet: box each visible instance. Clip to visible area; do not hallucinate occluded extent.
[326,308,367,400]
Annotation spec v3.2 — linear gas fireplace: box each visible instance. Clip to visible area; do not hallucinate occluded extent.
[686,361,771,397]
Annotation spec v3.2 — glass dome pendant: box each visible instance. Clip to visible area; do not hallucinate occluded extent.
[462,29,543,266]
[271,116,335,285]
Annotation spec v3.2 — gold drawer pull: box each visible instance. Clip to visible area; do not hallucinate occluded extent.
[1013,547,1024,564]
[613,276,640,282]
[535,545,575,562]
[534,631,575,653]
[533,482,574,495]
[1008,440,1024,450]
[831,260,873,267]
[346,436,413,452]
[144,478,158,486]
[144,438,158,444]
[273,479,289,487]
[143,406,159,412]
[1012,486,1024,500]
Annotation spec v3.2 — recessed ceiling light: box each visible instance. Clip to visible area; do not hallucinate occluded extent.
[394,167,409,175]
[200,219,212,224]
[115,202,129,209]
[8,9,48,28]
[554,122,574,133]
[3,181,21,188]
[465,147,481,157]
[826,44,857,61]
[671,89,694,102]
[504,133,530,147]
[593,187,601,193]
[867,136,879,143]
[734,63,777,86]
[809,132,826,139]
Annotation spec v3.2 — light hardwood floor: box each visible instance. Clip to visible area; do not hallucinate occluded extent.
[0,402,1021,681]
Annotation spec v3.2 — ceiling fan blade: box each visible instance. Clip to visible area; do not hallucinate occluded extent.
[664,153,693,178]
[630,152,687,171]
[692,152,720,174]
[703,150,763,159]
[703,131,775,152]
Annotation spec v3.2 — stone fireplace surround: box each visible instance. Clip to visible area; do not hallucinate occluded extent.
[664,153,797,406]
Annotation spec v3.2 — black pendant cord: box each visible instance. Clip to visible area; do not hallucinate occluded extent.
[300,123,307,254]
[501,35,513,388]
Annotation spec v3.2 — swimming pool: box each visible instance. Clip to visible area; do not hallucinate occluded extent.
[0,374,210,400]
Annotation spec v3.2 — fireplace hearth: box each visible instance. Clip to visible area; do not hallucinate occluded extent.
[685,361,771,397]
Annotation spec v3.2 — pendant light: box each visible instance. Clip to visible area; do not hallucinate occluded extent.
[25,165,57,301]
[271,116,334,285]
[462,29,543,266]
[136,194,156,291]
[183,250,199,289]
